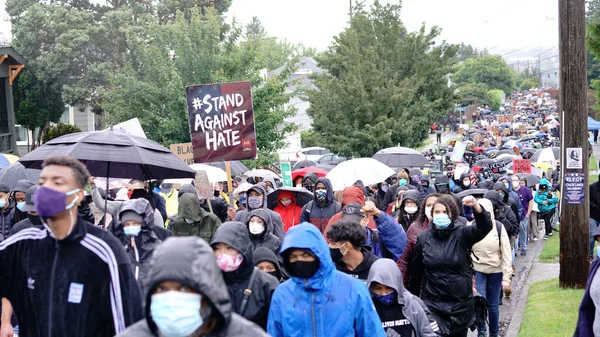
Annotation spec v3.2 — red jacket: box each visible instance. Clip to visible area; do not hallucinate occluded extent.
[273,190,302,233]
[397,219,430,287]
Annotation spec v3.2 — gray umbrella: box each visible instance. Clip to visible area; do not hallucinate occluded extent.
[207,161,249,176]
[455,189,490,198]
[19,130,196,180]
[0,162,40,189]
[372,146,429,169]
[266,186,313,209]
[293,160,318,170]
[517,173,541,186]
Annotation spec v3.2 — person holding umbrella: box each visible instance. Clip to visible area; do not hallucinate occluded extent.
[272,190,302,233]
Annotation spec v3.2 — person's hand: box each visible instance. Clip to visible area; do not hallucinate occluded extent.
[462,195,482,213]
[0,321,14,337]
[227,207,236,221]
[89,177,96,188]
[502,281,511,290]
[361,204,381,218]
[544,200,548,206]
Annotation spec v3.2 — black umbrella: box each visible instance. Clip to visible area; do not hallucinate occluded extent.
[0,162,41,189]
[409,168,422,176]
[372,146,429,168]
[517,173,541,186]
[455,189,490,199]
[474,159,495,166]
[293,160,318,170]
[267,186,313,210]
[207,161,249,176]
[19,131,196,180]
[496,149,514,156]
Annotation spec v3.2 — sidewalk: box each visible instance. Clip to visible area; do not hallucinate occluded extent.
[423,131,459,151]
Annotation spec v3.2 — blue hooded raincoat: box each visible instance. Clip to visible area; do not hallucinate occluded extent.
[267,223,385,337]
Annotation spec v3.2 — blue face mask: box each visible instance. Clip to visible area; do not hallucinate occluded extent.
[0,199,6,208]
[399,179,407,186]
[315,189,327,201]
[123,225,142,237]
[498,192,506,199]
[373,291,396,306]
[16,202,25,211]
[151,291,203,337]
[433,214,452,229]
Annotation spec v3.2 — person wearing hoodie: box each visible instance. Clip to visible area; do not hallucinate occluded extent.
[171,193,222,242]
[272,190,302,233]
[575,222,600,336]
[483,191,519,240]
[420,174,437,196]
[327,219,378,281]
[210,222,279,330]
[511,175,534,257]
[591,174,600,257]
[398,193,440,288]
[367,258,440,337]
[115,236,269,337]
[299,178,341,235]
[493,181,520,228]
[471,199,512,337]
[499,177,524,220]
[375,179,391,212]
[534,178,558,240]
[254,247,284,282]
[9,180,34,227]
[434,175,464,217]
[396,190,422,232]
[302,172,319,192]
[383,170,417,211]
[10,185,42,235]
[0,184,14,241]
[234,184,284,240]
[408,195,492,337]
[117,198,163,288]
[267,223,386,337]
[246,209,282,255]
[453,173,475,193]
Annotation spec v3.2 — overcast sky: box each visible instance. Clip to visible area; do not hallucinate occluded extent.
[227,0,559,53]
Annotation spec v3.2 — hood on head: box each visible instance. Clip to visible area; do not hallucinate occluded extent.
[353,180,368,196]
[366,258,405,303]
[314,178,334,204]
[247,209,272,236]
[401,190,422,207]
[280,223,334,290]
[459,173,470,180]
[434,175,449,185]
[341,186,365,206]
[276,190,296,204]
[144,237,231,334]
[539,178,550,187]
[178,193,203,222]
[483,190,501,203]
[210,222,254,278]
[420,174,431,183]
[118,198,154,231]
[263,176,277,191]
[303,172,319,185]
[493,181,509,194]
[253,247,282,279]
[248,184,268,210]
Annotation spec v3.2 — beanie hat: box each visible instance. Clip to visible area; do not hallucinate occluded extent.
[0,184,10,193]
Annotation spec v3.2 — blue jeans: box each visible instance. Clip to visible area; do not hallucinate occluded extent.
[519,218,529,251]
[591,218,599,258]
[475,271,503,335]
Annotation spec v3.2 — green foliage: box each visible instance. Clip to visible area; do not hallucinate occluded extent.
[456,82,490,104]
[519,78,539,91]
[306,2,458,158]
[42,123,82,143]
[301,130,318,148]
[487,89,504,111]
[453,54,516,94]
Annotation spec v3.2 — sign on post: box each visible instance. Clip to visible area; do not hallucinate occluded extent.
[280,162,292,187]
[512,159,532,174]
[564,172,585,205]
[170,142,194,165]
[186,81,258,163]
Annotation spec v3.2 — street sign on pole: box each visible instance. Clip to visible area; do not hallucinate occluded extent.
[280,162,292,187]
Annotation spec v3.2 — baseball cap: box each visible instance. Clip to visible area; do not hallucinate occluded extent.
[342,202,366,223]
[21,185,38,212]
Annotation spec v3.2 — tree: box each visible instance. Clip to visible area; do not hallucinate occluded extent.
[306,2,458,157]
[487,89,504,111]
[589,0,600,20]
[519,78,539,91]
[42,123,82,143]
[453,54,516,94]
[457,43,479,61]
[456,82,490,104]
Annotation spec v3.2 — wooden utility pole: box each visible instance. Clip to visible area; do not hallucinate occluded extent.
[349,0,353,18]
[559,0,589,288]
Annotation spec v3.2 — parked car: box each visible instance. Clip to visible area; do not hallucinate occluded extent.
[316,154,347,166]
[296,147,331,162]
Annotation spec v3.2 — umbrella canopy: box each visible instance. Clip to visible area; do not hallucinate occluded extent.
[521,148,536,154]
[245,168,281,179]
[0,153,19,169]
[326,158,395,191]
[455,189,490,199]
[233,182,253,198]
[531,147,560,163]
[517,173,541,186]
[19,131,196,180]
[474,159,495,166]
[206,161,249,176]
[496,149,514,156]
[0,162,40,189]
[409,168,422,176]
[292,160,318,170]
[503,140,523,149]
[313,164,335,172]
[266,186,313,209]
[292,167,328,182]
[189,164,228,183]
[485,147,499,152]
[473,147,485,153]
[372,146,429,168]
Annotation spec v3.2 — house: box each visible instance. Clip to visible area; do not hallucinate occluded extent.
[269,56,323,162]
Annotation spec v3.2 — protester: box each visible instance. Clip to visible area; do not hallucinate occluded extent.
[246,209,282,255]
[511,175,534,256]
[299,178,341,235]
[367,258,440,337]
[234,184,285,239]
[327,219,378,281]
[383,170,415,211]
[116,236,269,337]
[454,173,475,193]
[267,223,386,337]
[420,174,436,195]
[0,184,14,241]
[534,178,558,240]
[128,179,167,222]
[254,246,284,282]
[396,190,422,231]
[302,172,318,192]
[493,181,520,224]
[272,190,302,233]
[398,193,439,287]
[499,176,524,219]
[10,185,42,234]
[590,173,600,257]
[11,180,34,225]
[206,183,230,223]
[210,222,279,330]
[0,156,143,336]
[471,199,512,337]
[409,195,493,337]
[159,182,178,220]
[171,193,221,242]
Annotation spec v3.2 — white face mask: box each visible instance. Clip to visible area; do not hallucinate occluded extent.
[463,180,471,187]
[184,218,194,224]
[512,181,520,189]
[425,207,433,220]
[249,221,265,235]
[404,206,418,215]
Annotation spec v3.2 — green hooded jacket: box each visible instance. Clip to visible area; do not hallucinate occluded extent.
[171,193,222,242]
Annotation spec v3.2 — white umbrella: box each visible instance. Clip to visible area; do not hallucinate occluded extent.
[245,168,280,178]
[326,158,395,191]
[535,147,558,163]
[189,163,227,183]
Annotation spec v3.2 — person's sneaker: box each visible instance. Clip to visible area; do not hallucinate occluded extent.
[512,266,516,277]
[521,250,527,256]
[544,235,549,240]
[533,238,539,242]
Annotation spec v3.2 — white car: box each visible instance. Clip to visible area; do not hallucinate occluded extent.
[296,147,331,162]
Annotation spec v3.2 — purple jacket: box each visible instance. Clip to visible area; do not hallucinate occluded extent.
[575,258,600,336]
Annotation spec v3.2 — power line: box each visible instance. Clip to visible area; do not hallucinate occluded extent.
[501,45,533,56]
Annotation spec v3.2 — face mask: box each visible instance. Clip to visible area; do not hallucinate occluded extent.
[373,291,396,306]
[399,179,407,186]
[124,225,142,236]
[463,180,471,187]
[34,187,80,218]
[127,190,133,199]
[404,206,418,215]
[216,253,243,272]
[512,181,520,189]
[304,185,314,193]
[150,291,203,337]
[329,243,346,263]
[16,202,25,211]
[0,199,6,208]
[184,218,195,224]
[289,260,320,279]
[267,271,279,279]
[247,196,263,210]
[213,190,221,198]
[161,188,172,195]
[315,190,327,202]
[499,192,505,199]
[281,199,292,207]
[425,206,433,220]
[27,213,42,226]
[504,183,510,190]
[248,221,265,235]
[436,185,449,194]
[433,214,451,229]
[382,185,389,193]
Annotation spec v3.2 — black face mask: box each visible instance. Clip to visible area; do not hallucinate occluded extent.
[329,247,344,263]
[288,260,320,279]
[213,190,221,198]
[267,271,279,279]
[27,213,42,226]
[436,185,450,194]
